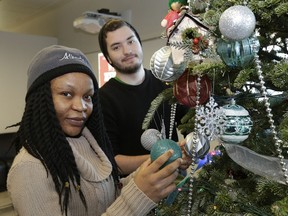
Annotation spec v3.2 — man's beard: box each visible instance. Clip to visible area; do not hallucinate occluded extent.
[112,61,141,75]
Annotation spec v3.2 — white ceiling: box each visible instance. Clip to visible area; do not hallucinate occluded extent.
[0,0,72,31]
[0,0,167,47]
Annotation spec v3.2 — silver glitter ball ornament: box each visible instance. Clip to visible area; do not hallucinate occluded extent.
[150,46,186,82]
[219,5,256,41]
[141,129,163,151]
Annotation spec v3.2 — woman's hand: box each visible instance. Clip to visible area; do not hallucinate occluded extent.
[133,150,182,203]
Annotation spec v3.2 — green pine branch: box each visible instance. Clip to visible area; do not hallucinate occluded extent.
[142,88,174,130]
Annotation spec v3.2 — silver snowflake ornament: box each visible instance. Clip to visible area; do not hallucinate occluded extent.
[196,97,226,140]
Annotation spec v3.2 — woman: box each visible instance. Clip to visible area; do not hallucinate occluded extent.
[7,45,183,216]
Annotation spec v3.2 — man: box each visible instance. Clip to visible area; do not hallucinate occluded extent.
[98,19,187,175]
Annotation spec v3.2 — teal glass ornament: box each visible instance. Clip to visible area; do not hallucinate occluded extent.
[216,36,260,68]
[150,139,182,168]
[220,99,253,144]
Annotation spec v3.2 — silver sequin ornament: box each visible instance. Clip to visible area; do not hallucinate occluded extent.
[141,129,163,151]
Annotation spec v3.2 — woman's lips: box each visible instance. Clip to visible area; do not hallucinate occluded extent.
[67,117,85,127]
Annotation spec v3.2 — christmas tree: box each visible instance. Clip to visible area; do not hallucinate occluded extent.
[143,0,288,215]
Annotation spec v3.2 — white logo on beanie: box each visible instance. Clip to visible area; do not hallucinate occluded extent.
[59,52,86,64]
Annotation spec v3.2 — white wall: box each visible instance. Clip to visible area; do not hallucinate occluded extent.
[0,31,57,133]
[141,37,166,68]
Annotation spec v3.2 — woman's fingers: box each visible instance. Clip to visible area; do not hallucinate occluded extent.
[148,149,174,172]
[133,150,182,203]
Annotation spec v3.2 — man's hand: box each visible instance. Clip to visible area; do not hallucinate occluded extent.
[178,139,192,170]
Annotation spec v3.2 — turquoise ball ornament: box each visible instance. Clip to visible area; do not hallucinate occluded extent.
[150,139,182,168]
[220,99,253,144]
[216,36,260,68]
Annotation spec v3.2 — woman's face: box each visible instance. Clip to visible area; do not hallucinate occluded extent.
[51,72,94,137]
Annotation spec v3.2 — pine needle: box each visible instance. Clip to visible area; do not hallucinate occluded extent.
[142,88,173,130]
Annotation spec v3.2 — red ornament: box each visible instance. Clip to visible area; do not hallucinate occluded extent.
[193,38,199,44]
[173,69,211,107]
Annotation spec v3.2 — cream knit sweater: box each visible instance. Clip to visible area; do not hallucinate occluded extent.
[7,128,156,216]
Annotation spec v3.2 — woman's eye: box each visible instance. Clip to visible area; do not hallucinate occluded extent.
[62,92,72,97]
[84,95,92,101]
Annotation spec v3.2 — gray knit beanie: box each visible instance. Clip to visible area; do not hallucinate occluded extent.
[26,45,98,100]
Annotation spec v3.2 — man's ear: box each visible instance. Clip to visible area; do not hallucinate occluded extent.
[107,57,112,64]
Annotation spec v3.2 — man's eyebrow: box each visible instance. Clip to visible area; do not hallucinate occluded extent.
[110,35,135,47]
[126,35,135,41]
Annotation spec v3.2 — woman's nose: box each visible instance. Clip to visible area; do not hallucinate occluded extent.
[72,98,87,112]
